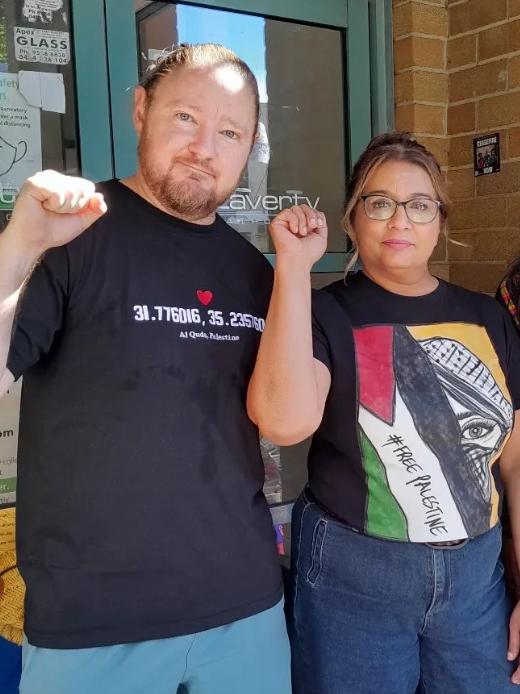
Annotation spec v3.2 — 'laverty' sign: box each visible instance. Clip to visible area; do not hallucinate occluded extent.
[219,188,320,223]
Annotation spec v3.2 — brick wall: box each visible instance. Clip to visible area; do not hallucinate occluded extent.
[393,0,450,281]
[393,0,520,293]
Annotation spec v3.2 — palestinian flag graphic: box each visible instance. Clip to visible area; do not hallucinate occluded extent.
[355,323,513,542]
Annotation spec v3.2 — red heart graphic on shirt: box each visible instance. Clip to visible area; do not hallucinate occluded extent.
[197,290,213,306]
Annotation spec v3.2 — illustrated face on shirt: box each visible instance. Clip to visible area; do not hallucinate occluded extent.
[133,64,257,223]
[417,336,511,505]
[353,160,442,277]
[445,393,505,501]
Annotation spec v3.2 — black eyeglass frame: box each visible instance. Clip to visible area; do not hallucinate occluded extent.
[359,194,443,224]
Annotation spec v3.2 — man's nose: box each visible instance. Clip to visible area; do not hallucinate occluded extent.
[188,125,217,160]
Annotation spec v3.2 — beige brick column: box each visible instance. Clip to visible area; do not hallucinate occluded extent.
[447,0,520,293]
[392,0,520,293]
[393,0,450,280]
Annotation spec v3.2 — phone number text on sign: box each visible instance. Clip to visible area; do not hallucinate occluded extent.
[133,305,265,332]
[14,26,70,65]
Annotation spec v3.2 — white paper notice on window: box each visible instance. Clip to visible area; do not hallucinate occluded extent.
[23,0,63,24]
[0,379,21,507]
[0,73,43,202]
[14,26,70,65]
[18,71,66,113]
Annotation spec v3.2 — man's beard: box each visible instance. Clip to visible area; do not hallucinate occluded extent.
[138,136,238,221]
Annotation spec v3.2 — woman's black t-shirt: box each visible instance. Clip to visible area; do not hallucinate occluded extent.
[310,272,520,543]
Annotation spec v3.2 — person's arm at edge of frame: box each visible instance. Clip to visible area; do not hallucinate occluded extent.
[499,413,520,685]
[495,280,520,606]
[0,229,40,399]
[247,204,331,446]
[0,171,107,399]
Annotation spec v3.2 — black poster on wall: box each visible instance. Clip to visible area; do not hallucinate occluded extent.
[473,133,500,177]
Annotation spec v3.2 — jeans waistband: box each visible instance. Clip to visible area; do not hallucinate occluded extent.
[424,538,469,549]
[304,486,473,551]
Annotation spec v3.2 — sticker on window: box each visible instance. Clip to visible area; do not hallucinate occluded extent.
[22,0,64,24]
[14,26,70,65]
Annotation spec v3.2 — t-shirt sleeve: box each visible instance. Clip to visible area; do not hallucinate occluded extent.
[311,289,332,372]
[7,246,69,380]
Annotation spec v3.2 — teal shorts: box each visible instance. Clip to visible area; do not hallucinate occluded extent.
[20,599,291,694]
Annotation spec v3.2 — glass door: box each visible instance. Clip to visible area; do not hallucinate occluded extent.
[130,2,348,258]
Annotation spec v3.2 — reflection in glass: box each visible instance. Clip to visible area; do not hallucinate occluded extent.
[261,436,281,505]
[136,2,347,253]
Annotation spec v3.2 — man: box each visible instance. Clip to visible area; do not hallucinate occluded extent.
[0,44,290,694]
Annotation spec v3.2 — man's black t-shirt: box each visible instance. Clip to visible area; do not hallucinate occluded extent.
[7,180,282,648]
[310,272,520,543]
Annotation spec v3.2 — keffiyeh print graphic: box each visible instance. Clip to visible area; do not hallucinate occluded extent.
[355,323,513,542]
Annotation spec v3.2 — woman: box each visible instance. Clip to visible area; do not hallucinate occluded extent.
[247,132,520,693]
[498,259,520,332]
[497,261,520,603]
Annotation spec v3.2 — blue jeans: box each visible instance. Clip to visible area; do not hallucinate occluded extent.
[288,488,517,694]
[19,599,290,694]
[0,636,22,694]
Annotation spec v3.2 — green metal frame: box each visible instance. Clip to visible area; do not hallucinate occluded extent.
[346,0,394,164]
[72,0,394,269]
[369,0,395,135]
[71,0,113,181]
[165,0,349,26]
[105,1,140,177]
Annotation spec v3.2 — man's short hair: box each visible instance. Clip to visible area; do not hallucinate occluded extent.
[140,43,259,128]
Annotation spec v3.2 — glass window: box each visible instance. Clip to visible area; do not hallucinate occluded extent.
[0,0,80,233]
[136,2,347,254]
[0,0,80,508]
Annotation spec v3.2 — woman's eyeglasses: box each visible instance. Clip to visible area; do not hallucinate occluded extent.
[359,195,442,224]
